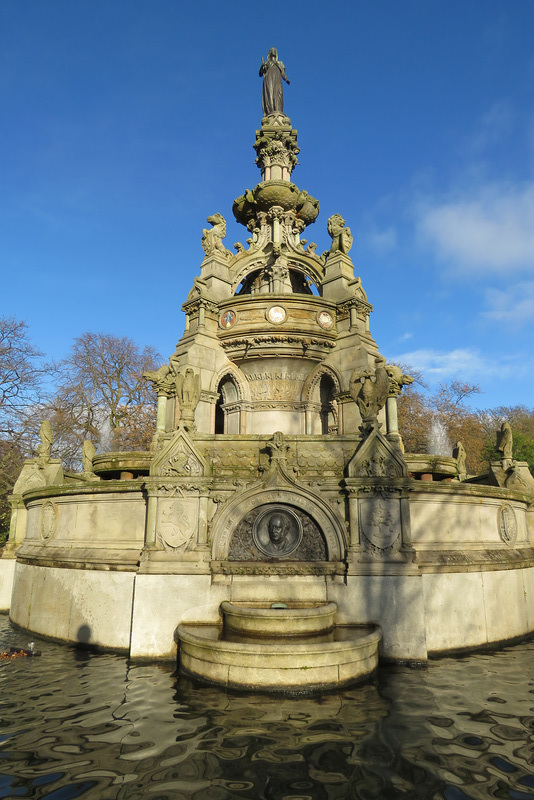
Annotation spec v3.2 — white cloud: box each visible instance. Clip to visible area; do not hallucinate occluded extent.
[484,281,534,324]
[366,226,397,254]
[416,182,534,273]
[390,348,494,379]
[465,100,514,153]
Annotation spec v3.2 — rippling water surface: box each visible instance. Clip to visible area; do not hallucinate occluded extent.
[0,616,533,799]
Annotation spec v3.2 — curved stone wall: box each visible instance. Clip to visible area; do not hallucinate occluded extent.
[2,475,533,661]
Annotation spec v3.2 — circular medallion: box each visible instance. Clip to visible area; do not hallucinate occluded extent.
[219,309,237,329]
[266,305,287,325]
[39,501,58,542]
[499,503,517,546]
[252,505,302,558]
[317,310,334,330]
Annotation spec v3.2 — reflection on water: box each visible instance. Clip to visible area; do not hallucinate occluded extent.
[0,615,533,799]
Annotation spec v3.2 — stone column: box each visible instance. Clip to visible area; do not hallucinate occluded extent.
[156,393,168,433]
[144,487,158,548]
[197,489,210,547]
[346,488,360,549]
[385,392,404,451]
[386,395,399,436]
[268,205,284,245]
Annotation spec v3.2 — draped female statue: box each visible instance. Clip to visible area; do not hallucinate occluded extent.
[259,48,290,116]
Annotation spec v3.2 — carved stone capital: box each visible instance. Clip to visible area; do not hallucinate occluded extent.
[267,204,285,222]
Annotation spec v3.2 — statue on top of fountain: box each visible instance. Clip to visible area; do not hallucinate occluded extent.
[259,48,290,116]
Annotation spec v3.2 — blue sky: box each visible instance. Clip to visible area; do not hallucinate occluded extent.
[2,0,534,410]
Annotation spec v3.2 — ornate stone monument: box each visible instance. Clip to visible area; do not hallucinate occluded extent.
[2,51,534,687]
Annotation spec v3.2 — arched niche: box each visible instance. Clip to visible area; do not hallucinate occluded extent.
[301,365,342,435]
[210,484,347,563]
[234,266,320,296]
[212,366,248,434]
[215,375,239,434]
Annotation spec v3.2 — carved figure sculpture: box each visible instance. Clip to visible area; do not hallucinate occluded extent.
[350,357,390,426]
[201,214,231,258]
[143,364,174,395]
[453,441,467,480]
[267,430,290,465]
[82,439,96,475]
[259,48,290,116]
[497,422,513,462]
[327,214,353,255]
[268,514,290,552]
[175,368,201,428]
[36,420,53,467]
[385,364,414,397]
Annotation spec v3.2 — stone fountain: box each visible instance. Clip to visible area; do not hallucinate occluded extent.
[1,49,534,691]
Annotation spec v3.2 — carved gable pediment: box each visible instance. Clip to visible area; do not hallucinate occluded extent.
[150,430,207,478]
[346,427,408,479]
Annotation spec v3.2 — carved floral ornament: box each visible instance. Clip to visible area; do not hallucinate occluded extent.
[253,129,300,171]
[221,335,336,351]
[215,563,339,576]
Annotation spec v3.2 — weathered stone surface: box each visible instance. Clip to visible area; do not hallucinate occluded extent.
[5,52,534,674]
[228,504,327,561]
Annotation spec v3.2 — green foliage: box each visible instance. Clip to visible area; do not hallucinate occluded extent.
[510,431,534,475]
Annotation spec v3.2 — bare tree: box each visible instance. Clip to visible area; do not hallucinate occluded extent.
[0,317,45,539]
[47,332,162,463]
[0,316,44,437]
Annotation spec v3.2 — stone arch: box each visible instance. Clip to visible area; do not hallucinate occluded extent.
[231,256,324,297]
[301,363,342,402]
[211,365,249,434]
[210,483,347,562]
[210,364,250,401]
[301,364,342,434]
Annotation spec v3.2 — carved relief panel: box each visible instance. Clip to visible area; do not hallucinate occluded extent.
[228,504,326,561]
[359,491,401,556]
[156,497,199,552]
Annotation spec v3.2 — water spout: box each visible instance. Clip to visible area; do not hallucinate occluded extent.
[428,419,451,455]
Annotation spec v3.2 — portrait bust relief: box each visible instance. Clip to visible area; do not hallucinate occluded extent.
[252,505,302,558]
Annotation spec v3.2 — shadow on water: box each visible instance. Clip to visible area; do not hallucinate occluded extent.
[0,615,533,799]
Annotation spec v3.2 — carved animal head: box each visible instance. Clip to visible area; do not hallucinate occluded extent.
[327,214,345,238]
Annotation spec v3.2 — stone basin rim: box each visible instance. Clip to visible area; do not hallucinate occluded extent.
[221,601,338,619]
[177,622,382,654]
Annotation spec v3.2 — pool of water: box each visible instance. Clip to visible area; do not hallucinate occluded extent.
[0,615,533,799]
